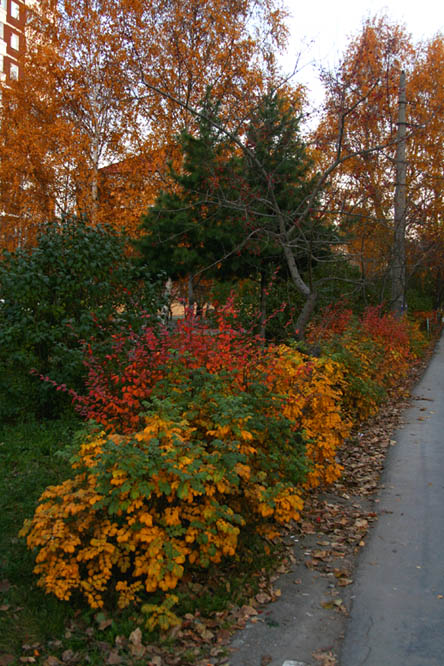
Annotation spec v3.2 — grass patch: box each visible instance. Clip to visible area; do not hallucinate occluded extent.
[0,418,79,654]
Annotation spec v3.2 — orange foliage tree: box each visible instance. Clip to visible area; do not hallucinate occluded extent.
[0,0,288,250]
[313,16,414,289]
[406,35,444,304]
[314,16,444,307]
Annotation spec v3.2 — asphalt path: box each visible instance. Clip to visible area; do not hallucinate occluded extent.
[227,333,444,666]
[340,332,444,665]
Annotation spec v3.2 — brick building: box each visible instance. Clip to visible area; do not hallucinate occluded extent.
[0,0,26,82]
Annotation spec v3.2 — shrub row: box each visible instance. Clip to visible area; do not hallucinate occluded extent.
[307,304,428,420]
[21,302,430,618]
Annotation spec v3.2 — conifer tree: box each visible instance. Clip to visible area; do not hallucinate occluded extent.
[137,93,334,334]
[136,100,247,306]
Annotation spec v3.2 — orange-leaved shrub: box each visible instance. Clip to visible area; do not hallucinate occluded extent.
[307,304,428,421]
[21,305,355,611]
[263,345,351,488]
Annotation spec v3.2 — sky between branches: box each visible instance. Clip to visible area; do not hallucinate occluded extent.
[280,0,444,108]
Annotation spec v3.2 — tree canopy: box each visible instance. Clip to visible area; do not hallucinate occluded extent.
[314,16,444,309]
[0,0,289,249]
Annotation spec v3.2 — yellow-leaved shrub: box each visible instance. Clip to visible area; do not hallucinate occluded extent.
[264,345,351,488]
[21,368,310,609]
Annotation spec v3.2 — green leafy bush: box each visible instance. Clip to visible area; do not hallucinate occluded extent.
[0,217,163,421]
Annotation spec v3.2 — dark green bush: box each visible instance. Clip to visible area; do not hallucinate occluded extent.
[0,217,163,421]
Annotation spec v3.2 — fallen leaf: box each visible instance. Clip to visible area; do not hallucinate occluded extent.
[129,627,145,657]
[195,623,214,642]
[255,592,272,605]
[210,646,226,657]
[106,652,122,665]
[301,521,316,534]
[337,578,353,587]
[95,612,113,631]
[321,601,335,610]
[240,605,258,616]
[99,618,113,630]
[129,628,142,644]
[216,628,231,644]
[43,658,62,666]
[147,657,162,666]
[312,648,337,665]
[305,558,319,569]
[333,568,351,579]
[167,625,181,640]
[130,644,145,658]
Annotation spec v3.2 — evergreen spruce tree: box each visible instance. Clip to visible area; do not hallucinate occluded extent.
[137,93,334,334]
[136,100,246,306]
[239,93,333,334]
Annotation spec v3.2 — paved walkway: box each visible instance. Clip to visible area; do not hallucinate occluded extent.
[340,333,444,665]
[227,335,444,666]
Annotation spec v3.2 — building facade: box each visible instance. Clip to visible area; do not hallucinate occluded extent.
[0,0,26,82]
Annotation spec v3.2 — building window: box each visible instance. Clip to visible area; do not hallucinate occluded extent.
[10,62,18,79]
[0,0,6,11]
[10,0,20,20]
[0,23,3,40]
[0,55,3,72]
[10,32,19,49]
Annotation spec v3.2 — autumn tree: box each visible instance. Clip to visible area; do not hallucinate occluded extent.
[0,0,136,249]
[0,0,289,250]
[314,16,444,310]
[406,34,444,308]
[313,17,414,297]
